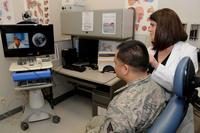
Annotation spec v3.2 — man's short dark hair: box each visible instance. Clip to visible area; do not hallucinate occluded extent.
[117,40,149,71]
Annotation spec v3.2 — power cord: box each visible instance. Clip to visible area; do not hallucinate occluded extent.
[103,76,117,85]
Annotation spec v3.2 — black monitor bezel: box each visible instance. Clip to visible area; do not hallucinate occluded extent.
[0,24,54,57]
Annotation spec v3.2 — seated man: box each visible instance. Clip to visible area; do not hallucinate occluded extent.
[85,40,169,133]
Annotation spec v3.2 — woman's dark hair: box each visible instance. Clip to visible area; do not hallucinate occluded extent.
[149,8,188,50]
[117,40,149,71]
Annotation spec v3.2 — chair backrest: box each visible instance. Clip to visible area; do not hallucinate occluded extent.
[148,57,195,133]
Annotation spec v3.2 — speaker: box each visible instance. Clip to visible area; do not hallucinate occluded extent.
[62,48,77,69]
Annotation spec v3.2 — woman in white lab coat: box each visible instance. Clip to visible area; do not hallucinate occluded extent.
[148,8,198,91]
[149,41,198,91]
[148,8,198,133]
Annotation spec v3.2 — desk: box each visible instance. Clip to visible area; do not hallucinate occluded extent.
[53,66,125,116]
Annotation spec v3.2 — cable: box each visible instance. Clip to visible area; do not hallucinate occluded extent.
[103,75,117,85]
[51,72,57,88]
[71,36,75,48]
[20,65,45,80]
[187,89,200,112]
[0,92,27,121]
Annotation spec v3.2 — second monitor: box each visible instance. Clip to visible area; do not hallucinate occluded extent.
[76,38,99,66]
[62,38,99,72]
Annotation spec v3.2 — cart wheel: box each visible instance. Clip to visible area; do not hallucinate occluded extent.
[52,115,60,124]
[21,121,29,131]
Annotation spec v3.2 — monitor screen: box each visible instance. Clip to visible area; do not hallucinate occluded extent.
[78,38,99,65]
[0,24,55,57]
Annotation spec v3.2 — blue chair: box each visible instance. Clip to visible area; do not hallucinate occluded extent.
[148,57,199,133]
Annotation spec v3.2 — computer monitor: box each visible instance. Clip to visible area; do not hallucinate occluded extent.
[77,38,99,65]
[0,24,54,57]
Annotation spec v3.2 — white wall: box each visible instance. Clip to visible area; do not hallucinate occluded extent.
[0,0,26,114]
[0,37,28,114]
[85,0,125,10]
[158,0,200,24]
[13,0,66,41]
[49,0,67,41]
[158,0,200,48]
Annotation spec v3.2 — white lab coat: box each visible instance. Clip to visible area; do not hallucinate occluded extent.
[149,41,198,92]
[149,41,198,133]
[8,42,27,49]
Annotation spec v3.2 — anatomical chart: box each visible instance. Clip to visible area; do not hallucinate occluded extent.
[126,0,158,34]
[24,0,50,24]
[0,0,15,24]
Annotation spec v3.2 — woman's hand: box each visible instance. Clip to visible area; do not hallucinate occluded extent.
[149,53,159,69]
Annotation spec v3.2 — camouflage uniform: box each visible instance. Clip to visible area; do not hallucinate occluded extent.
[86,75,168,133]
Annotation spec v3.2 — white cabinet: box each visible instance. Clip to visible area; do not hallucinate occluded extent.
[60,9,135,40]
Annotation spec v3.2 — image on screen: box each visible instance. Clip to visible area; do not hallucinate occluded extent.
[6,33,29,49]
[32,33,47,47]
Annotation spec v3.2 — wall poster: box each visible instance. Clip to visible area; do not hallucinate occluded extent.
[126,0,158,35]
[0,0,15,24]
[24,0,50,24]
[102,13,116,34]
[82,11,94,31]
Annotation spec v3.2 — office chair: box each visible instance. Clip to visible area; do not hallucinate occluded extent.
[148,57,200,133]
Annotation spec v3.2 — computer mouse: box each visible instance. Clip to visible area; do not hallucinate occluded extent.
[90,64,98,70]
[72,65,86,72]
[102,65,115,73]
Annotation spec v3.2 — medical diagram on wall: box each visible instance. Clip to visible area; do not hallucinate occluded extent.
[0,0,15,24]
[126,0,158,35]
[24,0,50,24]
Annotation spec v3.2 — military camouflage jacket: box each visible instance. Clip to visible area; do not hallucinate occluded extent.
[99,75,168,133]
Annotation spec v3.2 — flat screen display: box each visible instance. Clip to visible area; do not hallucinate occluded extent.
[0,24,55,57]
[78,38,99,65]
[6,33,29,49]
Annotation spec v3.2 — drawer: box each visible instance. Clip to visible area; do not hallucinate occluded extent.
[93,93,111,105]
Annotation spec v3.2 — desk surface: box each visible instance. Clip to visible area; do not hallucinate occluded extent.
[53,66,120,86]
